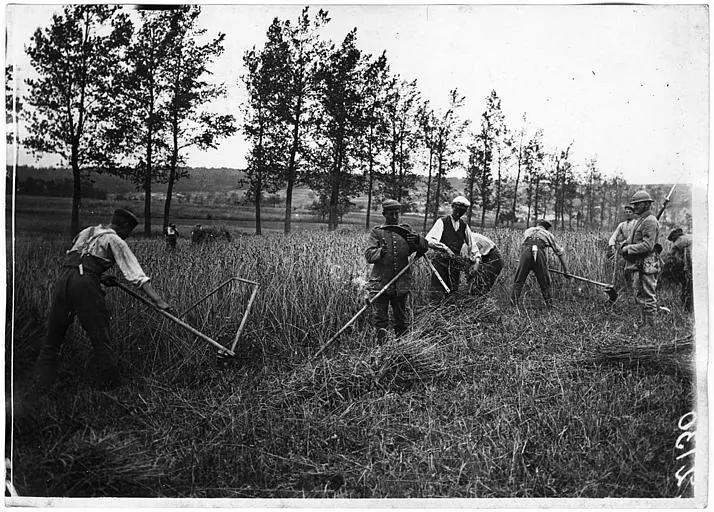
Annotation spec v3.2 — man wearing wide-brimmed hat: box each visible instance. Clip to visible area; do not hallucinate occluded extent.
[33,208,173,392]
[619,189,661,327]
[364,199,428,342]
[511,219,571,308]
[425,196,481,300]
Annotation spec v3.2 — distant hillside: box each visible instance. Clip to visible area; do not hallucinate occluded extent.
[9,166,245,194]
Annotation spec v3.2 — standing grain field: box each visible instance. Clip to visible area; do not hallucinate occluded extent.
[8,228,695,498]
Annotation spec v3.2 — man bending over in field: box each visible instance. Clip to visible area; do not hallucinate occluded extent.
[511,219,570,308]
[364,199,428,342]
[33,208,173,392]
[466,231,503,296]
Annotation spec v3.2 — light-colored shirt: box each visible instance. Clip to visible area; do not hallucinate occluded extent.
[69,225,150,287]
[608,219,636,247]
[468,232,496,257]
[425,216,481,260]
[522,226,565,257]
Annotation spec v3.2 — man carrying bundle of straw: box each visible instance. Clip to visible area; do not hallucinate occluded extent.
[619,190,661,327]
[32,208,173,392]
[425,196,481,301]
[364,199,429,342]
[511,219,571,308]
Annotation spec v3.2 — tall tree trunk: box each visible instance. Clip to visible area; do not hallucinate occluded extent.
[365,129,374,230]
[533,178,540,223]
[467,166,475,226]
[422,149,433,234]
[70,145,81,237]
[328,145,342,231]
[432,154,443,223]
[164,113,179,232]
[512,142,522,218]
[284,92,303,235]
[144,125,153,237]
[254,183,262,235]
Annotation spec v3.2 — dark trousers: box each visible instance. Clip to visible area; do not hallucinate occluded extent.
[371,293,409,341]
[511,244,551,304]
[430,259,461,299]
[34,267,121,391]
[470,248,503,296]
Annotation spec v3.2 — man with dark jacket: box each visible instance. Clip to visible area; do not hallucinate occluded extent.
[33,209,173,391]
[511,220,571,307]
[364,199,428,341]
[620,190,661,326]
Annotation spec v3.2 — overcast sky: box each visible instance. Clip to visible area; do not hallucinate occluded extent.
[5,3,709,185]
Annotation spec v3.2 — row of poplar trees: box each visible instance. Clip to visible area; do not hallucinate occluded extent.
[21,5,235,237]
[20,5,631,237]
[242,8,632,235]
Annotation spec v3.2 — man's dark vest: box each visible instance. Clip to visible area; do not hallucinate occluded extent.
[440,215,467,254]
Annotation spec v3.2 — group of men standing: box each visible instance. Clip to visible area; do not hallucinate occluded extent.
[364,189,693,340]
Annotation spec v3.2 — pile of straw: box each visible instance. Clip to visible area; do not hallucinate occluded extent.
[584,335,694,378]
[282,335,450,404]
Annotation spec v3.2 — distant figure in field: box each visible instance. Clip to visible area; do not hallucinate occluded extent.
[165,223,179,250]
[619,190,661,327]
[191,224,203,244]
[466,231,503,296]
[662,227,693,313]
[511,220,571,308]
[364,199,428,342]
[33,209,173,392]
[425,196,481,300]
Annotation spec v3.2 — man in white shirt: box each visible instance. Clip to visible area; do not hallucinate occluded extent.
[467,231,503,296]
[607,205,636,259]
[425,196,481,300]
[33,208,172,391]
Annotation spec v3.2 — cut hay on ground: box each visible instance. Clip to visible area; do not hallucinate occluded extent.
[582,335,694,378]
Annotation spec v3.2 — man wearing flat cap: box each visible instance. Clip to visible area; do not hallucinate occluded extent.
[364,199,428,342]
[33,208,173,391]
[511,219,570,308]
[425,196,481,300]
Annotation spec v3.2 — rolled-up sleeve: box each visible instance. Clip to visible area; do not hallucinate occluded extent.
[364,229,383,264]
[547,232,565,257]
[426,218,446,250]
[608,223,624,246]
[108,237,151,287]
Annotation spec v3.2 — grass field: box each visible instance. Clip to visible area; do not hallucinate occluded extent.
[7,211,697,498]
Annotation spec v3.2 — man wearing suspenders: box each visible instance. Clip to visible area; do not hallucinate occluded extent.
[33,208,172,391]
[511,220,571,308]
